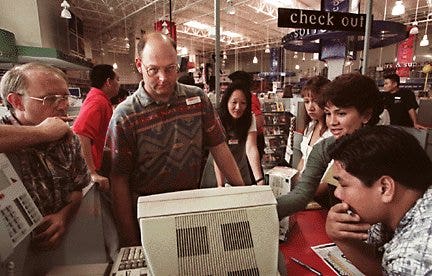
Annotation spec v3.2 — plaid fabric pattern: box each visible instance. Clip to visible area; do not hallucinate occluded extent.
[106,82,225,197]
[368,186,432,275]
[1,113,90,216]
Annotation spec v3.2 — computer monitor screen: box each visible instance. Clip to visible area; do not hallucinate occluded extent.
[68,87,81,98]
[137,186,279,275]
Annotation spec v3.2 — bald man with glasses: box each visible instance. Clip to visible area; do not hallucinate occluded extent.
[0,62,90,250]
[106,32,244,246]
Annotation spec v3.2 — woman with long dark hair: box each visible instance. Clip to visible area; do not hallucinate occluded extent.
[201,81,264,186]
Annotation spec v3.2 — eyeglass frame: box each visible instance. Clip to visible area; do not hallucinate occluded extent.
[18,93,77,106]
[142,64,179,77]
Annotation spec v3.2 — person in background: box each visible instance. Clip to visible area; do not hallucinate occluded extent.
[228,71,265,171]
[106,32,244,246]
[0,63,90,250]
[326,125,432,275]
[177,73,196,86]
[73,64,119,191]
[277,73,384,218]
[206,76,216,106]
[282,84,293,98]
[201,81,264,187]
[382,73,426,129]
[285,76,331,177]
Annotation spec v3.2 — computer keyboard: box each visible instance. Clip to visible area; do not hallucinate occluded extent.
[110,246,150,276]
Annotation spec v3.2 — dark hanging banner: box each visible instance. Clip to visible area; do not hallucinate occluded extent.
[278,8,366,33]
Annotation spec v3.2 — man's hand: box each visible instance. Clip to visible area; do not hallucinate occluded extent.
[91,173,110,192]
[31,212,67,251]
[36,117,72,142]
[326,202,370,241]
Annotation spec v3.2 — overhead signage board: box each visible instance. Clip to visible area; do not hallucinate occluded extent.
[278,8,367,32]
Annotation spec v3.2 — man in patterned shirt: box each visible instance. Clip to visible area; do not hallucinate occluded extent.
[0,63,90,250]
[325,126,432,275]
[106,32,244,246]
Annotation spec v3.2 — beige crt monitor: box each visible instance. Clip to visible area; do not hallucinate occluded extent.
[137,186,279,276]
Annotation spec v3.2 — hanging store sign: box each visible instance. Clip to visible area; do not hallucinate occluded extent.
[278,8,367,32]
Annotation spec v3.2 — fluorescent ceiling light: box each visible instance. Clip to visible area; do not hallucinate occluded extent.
[391,0,405,16]
[222,31,242,38]
[184,21,242,38]
[264,0,293,7]
[184,21,211,30]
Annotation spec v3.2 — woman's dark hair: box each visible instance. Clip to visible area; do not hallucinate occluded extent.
[219,81,252,142]
[319,73,383,126]
[301,76,330,135]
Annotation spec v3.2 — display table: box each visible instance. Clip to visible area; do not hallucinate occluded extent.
[280,209,336,275]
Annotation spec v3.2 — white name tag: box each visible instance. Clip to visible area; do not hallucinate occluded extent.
[228,139,239,145]
[186,96,201,105]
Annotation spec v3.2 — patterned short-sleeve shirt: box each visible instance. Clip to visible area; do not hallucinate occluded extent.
[106,82,225,198]
[1,113,90,216]
[368,186,432,275]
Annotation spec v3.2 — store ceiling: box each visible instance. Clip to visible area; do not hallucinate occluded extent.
[67,0,431,56]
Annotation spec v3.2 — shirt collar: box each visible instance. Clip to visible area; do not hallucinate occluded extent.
[137,81,186,106]
[396,186,432,232]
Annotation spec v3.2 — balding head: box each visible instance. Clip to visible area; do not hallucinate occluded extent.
[137,32,177,58]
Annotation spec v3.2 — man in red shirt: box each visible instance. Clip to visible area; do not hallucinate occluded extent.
[73,64,119,191]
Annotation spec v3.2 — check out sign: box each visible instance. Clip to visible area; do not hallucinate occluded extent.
[278,8,367,32]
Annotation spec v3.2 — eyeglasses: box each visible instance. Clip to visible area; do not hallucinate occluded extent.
[143,64,178,77]
[24,94,77,106]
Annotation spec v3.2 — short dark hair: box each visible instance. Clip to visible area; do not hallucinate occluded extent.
[329,125,432,192]
[228,71,253,91]
[384,73,400,86]
[320,73,383,126]
[90,64,115,89]
[219,80,252,142]
[136,32,177,57]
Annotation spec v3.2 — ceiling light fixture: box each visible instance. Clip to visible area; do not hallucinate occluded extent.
[410,0,420,35]
[227,0,236,15]
[124,19,130,49]
[113,52,118,70]
[265,26,270,53]
[391,0,405,16]
[60,0,72,19]
[420,12,431,47]
[253,49,258,64]
[162,21,170,35]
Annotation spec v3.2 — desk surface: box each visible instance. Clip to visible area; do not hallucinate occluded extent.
[280,209,336,275]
